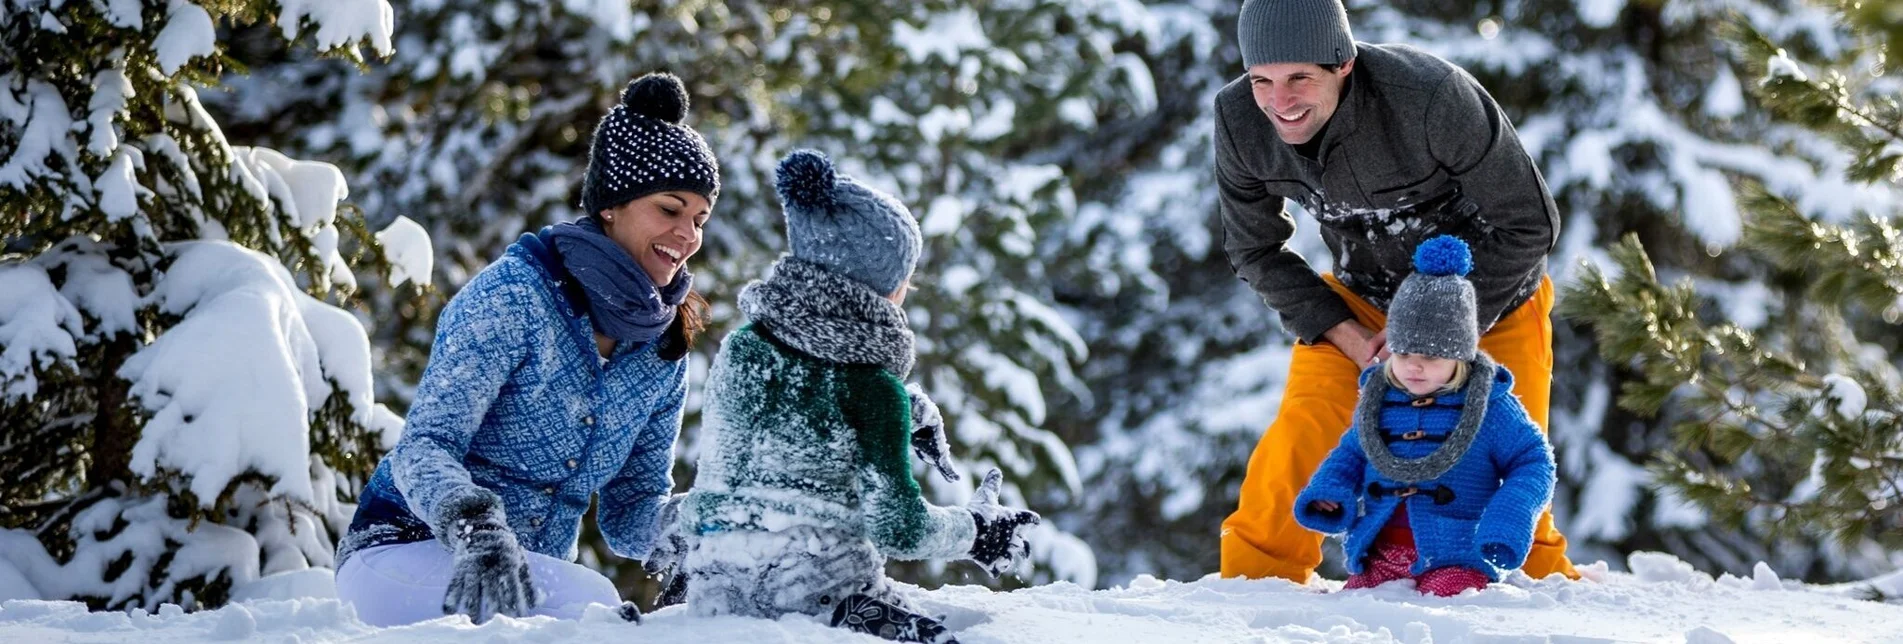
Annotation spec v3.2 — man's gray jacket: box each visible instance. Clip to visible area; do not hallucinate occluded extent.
[1216,42,1559,343]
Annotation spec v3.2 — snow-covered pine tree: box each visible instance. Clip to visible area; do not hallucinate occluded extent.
[207,0,1169,593]
[0,0,422,609]
[1561,1,1903,573]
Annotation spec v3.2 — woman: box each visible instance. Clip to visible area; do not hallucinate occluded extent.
[334,72,719,627]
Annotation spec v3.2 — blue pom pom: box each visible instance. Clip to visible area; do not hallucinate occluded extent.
[621,73,689,123]
[1413,235,1473,277]
[775,150,835,211]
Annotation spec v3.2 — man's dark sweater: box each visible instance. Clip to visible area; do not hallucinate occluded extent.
[1216,43,1559,343]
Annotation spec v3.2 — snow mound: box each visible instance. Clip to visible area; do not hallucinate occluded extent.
[5,563,1903,642]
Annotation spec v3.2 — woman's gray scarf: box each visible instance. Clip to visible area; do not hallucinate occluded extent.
[738,256,914,377]
[1356,353,1496,483]
[541,217,691,344]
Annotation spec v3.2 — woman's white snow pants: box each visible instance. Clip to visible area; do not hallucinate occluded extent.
[335,541,621,627]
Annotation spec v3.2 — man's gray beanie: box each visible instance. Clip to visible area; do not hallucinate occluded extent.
[1387,235,1479,361]
[774,150,921,296]
[1237,0,1357,68]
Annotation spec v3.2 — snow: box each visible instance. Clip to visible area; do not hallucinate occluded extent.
[0,559,39,603]
[375,215,434,288]
[1705,65,1746,119]
[277,0,396,58]
[1764,51,1809,84]
[1819,374,1869,419]
[96,146,148,221]
[231,146,355,289]
[964,346,1047,426]
[103,0,145,29]
[968,99,1017,141]
[0,80,76,191]
[6,554,1903,642]
[1057,98,1096,128]
[918,105,973,144]
[154,0,217,76]
[560,0,640,42]
[922,195,967,237]
[0,497,262,609]
[37,236,141,339]
[1113,52,1157,115]
[1570,445,1646,541]
[235,147,348,231]
[230,570,338,604]
[1578,0,1627,28]
[0,263,84,401]
[893,9,991,63]
[117,241,384,507]
[86,66,133,157]
[1630,550,1703,584]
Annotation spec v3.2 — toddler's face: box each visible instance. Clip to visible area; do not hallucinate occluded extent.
[1390,353,1459,396]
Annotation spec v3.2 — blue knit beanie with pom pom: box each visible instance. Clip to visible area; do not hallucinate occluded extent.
[581,72,721,216]
[774,149,920,296]
[1387,235,1479,360]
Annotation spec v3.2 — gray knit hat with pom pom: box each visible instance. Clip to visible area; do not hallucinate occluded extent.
[774,150,921,296]
[581,72,720,216]
[1387,235,1479,361]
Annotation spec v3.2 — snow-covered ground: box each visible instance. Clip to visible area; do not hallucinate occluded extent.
[3,553,1900,643]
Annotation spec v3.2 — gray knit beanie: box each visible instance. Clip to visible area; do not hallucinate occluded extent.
[1236,0,1358,68]
[581,72,721,216]
[1386,235,1479,361]
[774,150,921,296]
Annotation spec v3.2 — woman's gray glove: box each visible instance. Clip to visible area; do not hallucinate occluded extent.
[906,383,960,482]
[965,469,1039,577]
[437,490,538,622]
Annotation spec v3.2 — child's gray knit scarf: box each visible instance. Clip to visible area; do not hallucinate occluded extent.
[1356,353,1496,483]
[738,256,915,377]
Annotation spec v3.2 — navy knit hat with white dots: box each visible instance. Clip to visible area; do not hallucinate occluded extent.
[581,72,721,217]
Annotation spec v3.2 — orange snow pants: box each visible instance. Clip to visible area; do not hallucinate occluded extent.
[1219,274,1578,582]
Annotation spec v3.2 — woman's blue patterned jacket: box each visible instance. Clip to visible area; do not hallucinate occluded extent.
[337,233,685,566]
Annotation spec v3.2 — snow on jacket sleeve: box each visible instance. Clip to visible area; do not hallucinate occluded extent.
[388,263,536,541]
[840,366,976,561]
[1215,91,1355,344]
[1294,425,1368,535]
[1473,393,1556,569]
[1422,66,1559,331]
[597,364,686,560]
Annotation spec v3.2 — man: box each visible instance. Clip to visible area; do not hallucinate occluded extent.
[1216,0,1577,583]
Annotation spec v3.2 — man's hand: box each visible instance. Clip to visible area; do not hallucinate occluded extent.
[1322,320,1388,368]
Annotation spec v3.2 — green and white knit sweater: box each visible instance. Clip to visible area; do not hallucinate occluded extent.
[680,257,973,617]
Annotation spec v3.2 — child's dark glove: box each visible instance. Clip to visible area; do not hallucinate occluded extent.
[438,491,539,622]
[966,469,1039,576]
[616,600,643,624]
[906,383,960,482]
[643,493,690,608]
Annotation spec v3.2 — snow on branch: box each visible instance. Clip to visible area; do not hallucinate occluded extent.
[118,241,378,507]
[0,264,85,402]
[277,0,396,60]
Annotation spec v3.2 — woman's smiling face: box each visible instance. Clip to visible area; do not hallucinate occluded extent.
[600,191,710,286]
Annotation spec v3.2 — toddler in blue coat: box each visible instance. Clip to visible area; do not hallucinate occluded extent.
[1294,235,1557,596]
